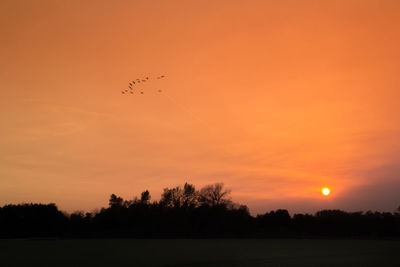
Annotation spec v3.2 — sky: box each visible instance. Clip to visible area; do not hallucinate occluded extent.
[1,0,400,215]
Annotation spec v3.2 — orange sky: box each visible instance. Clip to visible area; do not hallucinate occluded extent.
[1,0,400,214]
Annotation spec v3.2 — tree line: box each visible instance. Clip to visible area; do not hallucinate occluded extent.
[1,182,399,238]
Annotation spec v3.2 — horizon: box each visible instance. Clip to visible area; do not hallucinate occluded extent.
[1,0,400,215]
[1,181,398,216]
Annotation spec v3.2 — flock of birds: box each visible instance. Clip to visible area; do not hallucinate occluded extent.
[120,74,204,125]
[121,75,166,95]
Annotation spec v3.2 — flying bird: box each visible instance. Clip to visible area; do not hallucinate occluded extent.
[122,74,166,96]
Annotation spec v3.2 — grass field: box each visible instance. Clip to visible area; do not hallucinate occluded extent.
[1,238,399,266]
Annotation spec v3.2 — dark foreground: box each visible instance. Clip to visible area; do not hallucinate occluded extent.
[1,239,399,267]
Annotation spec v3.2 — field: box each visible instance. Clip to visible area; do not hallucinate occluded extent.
[1,238,398,267]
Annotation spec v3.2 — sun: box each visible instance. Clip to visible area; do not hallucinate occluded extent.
[322,187,331,196]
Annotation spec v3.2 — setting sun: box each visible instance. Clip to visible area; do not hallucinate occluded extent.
[322,187,331,196]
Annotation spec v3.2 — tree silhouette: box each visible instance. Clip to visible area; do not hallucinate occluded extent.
[160,186,183,208]
[182,183,198,208]
[0,183,399,238]
[140,190,151,205]
[109,194,124,208]
[199,183,231,207]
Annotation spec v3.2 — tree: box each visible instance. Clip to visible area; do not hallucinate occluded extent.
[160,183,198,208]
[160,186,182,208]
[109,194,124,208]
[198,183,231,207]
[140,190,151,204]
[182,183,198,208]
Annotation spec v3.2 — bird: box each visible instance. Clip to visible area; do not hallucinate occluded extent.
[132,81,135,84]
[140,91,144,94]
[158,89,162,92]
[161,75,165,78]
[146,77,149,80]
[130,92,133,94]
[129,82,132,86]
[122,91,125,94]
[142,79,146,82]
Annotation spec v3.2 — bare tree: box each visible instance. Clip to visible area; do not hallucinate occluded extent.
[199,183,231,207]
[160,183,198,208]
[160,186,183,208]
[182,183,198,208]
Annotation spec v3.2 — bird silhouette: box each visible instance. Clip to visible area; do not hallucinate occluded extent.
[141,91,144,94]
